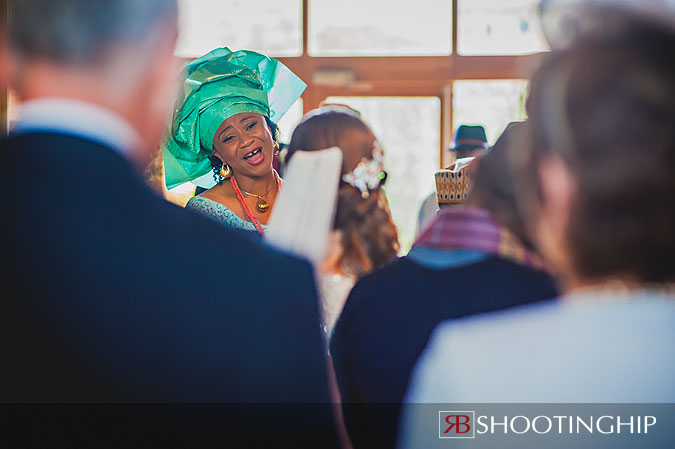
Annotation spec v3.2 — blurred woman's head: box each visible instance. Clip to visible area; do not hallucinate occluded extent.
[287,106,399,277]
[287,105,375,175]
[518,14,675,285]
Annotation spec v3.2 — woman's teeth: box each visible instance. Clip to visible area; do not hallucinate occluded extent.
[244,148,261,160]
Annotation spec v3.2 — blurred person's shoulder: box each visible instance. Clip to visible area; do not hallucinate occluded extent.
[410,291,675,403]
[343,252,557,320]
[341,256,419,306]
[412,287,675,344]
[1,132,314,287]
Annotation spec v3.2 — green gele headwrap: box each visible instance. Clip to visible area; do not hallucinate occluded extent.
[162,47,307,189]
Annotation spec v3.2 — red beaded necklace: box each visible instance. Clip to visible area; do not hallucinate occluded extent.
[229,170,281,236]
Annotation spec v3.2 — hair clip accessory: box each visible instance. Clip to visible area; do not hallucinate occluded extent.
[342,145,386,199]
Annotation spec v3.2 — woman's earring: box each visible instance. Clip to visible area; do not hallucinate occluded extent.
[220,162,232,179]
[273,141,279,152]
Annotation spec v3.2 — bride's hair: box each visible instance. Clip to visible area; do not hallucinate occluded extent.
[287,106,399,277]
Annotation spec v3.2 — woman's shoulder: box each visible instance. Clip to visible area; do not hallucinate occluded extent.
[186,195,267,232]
[186,195,235,216]
[187,194,227,211]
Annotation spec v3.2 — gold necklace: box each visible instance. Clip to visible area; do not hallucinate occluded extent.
[239,182,277,213]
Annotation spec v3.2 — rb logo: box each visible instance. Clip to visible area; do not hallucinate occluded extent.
[439,411,475,439]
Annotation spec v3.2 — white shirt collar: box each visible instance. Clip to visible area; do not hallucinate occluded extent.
[11,98,142,157]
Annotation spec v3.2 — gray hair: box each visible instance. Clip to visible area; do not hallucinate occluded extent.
[9,0,177,64]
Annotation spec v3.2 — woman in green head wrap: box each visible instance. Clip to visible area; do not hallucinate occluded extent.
[162,47,306,234]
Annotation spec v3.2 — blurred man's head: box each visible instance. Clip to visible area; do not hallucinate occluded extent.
[518,8,675,286]
[451,124,489,159]
[8,0,180,165]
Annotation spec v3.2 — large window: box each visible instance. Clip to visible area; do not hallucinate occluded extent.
[452,80,528,144]
[458,0,548,55]
[175,0,303,57]
[308,0,452,56]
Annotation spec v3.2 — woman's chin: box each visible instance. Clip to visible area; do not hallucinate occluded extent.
[236,163,273,179]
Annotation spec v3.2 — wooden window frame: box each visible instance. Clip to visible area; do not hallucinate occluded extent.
[276,0,543,167]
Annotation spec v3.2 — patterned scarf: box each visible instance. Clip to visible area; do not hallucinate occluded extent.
[413,207,546,270]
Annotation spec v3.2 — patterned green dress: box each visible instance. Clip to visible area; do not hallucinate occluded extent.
[186,196,269,232]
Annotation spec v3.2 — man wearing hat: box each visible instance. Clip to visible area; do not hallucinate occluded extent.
[415,124,489,236]
[452,124,489,159]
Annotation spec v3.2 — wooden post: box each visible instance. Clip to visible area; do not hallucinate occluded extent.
[440,84,453,169]
[300,0,313,114]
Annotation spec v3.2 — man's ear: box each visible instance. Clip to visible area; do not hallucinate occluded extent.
[535,154,577,281]
[129,21,181,162]
[538,154,576,224]
[0,29,12,98]
[146,26,181,128]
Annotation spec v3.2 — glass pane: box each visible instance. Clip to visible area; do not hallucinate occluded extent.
[309,0,452,56]
[324,97,441,253]
[458,0,549,55]
[176,0,302,57]
[276,98,303,145]
[452,80,528,145]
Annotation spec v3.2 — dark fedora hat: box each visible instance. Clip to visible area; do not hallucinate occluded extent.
[451,124,489,151]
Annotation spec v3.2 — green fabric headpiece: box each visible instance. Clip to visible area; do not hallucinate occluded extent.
[162,47,306,189]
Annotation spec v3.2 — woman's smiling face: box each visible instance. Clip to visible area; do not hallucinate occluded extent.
[212,112,275,178]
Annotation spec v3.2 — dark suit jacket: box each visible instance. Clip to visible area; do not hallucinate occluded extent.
[330,256,558,448]
[1,133,338,447]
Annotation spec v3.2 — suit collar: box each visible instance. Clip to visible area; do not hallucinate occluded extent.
[11,98,142,158]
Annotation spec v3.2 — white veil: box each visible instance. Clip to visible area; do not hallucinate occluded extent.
[265,147,343,269]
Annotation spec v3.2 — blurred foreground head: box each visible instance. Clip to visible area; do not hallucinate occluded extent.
[518,6,675,287]
[8,0,179,165]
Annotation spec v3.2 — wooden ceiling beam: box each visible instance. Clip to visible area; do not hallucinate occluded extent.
[277,54,543,84]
